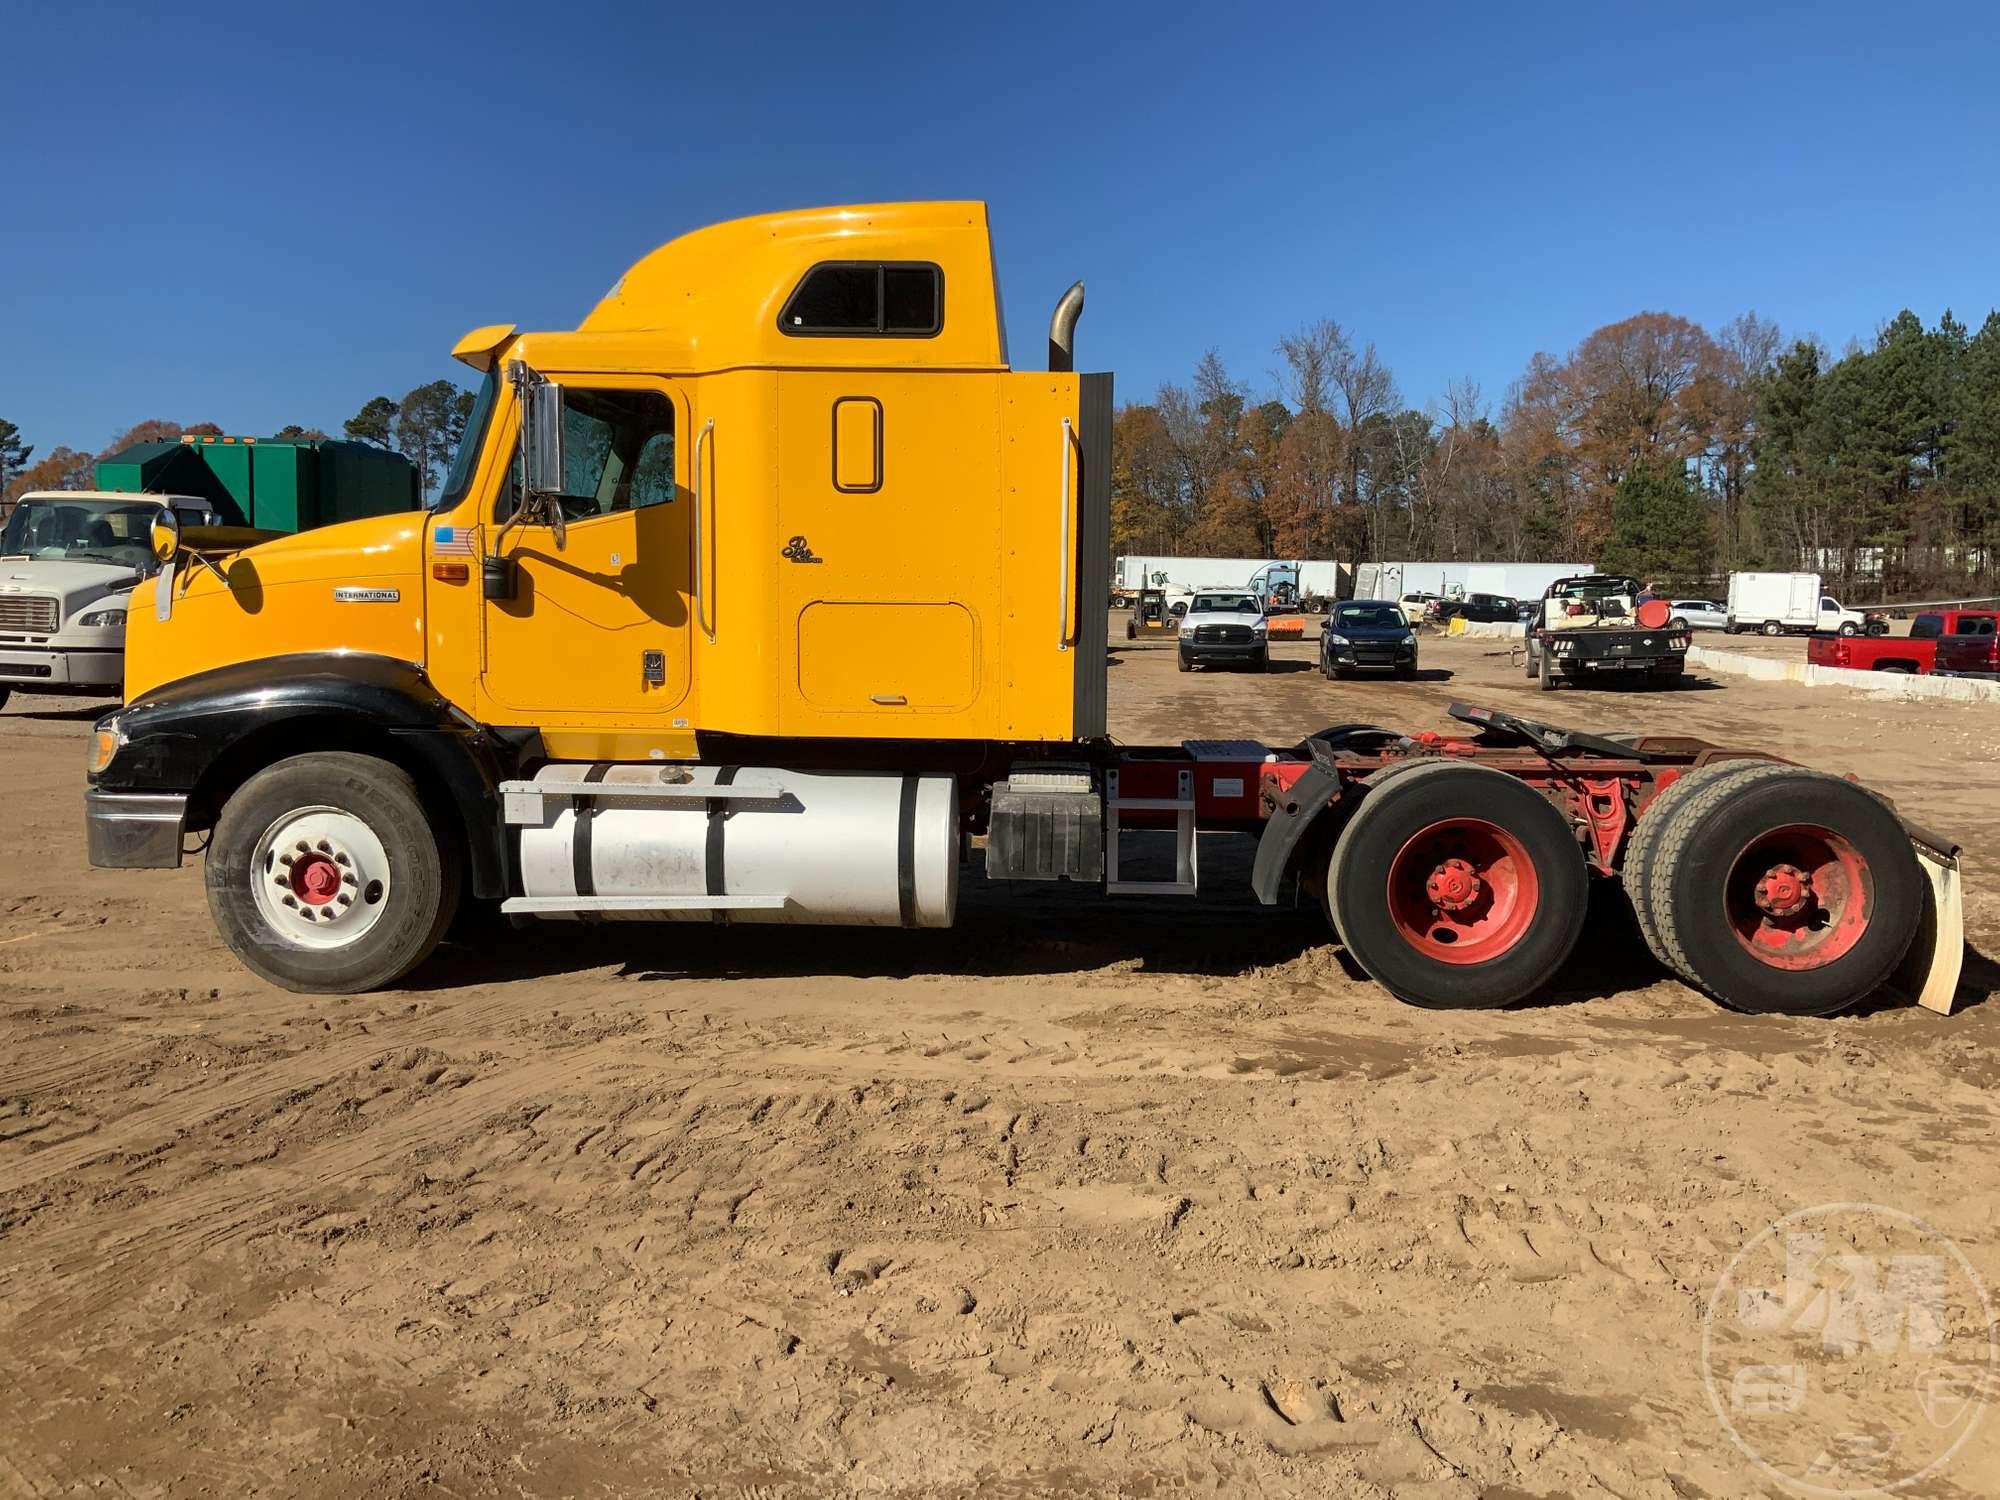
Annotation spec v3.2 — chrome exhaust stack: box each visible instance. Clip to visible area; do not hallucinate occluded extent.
[1048,280,1085,372]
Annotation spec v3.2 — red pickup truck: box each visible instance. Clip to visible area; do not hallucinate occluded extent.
[1808,609,2000,674]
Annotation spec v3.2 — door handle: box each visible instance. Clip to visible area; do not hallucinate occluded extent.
[870,693,908,706]
[693,418,715,642]
[1057,416,1076,650]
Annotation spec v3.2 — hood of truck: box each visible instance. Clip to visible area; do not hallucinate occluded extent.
[0,558,143,619]
[124,511,428,701]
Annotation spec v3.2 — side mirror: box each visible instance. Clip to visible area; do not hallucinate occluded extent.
[149,508,180,564]
[508,360,568,550]
[524,378,566,498]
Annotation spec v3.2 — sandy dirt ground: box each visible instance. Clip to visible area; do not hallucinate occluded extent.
[3,623,1999,1498]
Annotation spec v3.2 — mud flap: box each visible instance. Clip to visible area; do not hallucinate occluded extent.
[1891,845,1964,1015]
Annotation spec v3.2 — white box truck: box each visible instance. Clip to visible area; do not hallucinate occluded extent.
[1725,573,1881,637]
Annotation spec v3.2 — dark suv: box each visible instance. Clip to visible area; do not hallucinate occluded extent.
[1321,599,1418,679]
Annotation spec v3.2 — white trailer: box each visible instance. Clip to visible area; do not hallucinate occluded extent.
[1115,556,1346,600]
[1354,561,1595,603]
[1725,572,1872,636]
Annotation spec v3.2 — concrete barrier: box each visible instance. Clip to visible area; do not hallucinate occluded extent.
[1446,618,1527,640]
[1687,645,2000,704]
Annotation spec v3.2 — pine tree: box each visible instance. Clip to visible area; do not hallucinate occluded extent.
[1599,458,1712,590]
[0,419,31,493]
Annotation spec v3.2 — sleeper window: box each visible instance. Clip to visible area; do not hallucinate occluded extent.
[780,262,942,337]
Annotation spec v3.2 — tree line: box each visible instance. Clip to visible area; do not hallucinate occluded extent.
[1,379,478,508]
[1114,306,2000,598]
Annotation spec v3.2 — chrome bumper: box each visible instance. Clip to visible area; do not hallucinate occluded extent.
[85,789,186,869]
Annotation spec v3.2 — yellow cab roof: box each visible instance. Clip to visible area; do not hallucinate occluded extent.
[459,202,1009,378]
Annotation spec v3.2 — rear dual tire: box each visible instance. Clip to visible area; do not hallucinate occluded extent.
[1327,762,1589,1009]
[1623,763,1921,1015]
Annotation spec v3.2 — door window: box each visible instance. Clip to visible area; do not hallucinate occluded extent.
[497,387,675,523]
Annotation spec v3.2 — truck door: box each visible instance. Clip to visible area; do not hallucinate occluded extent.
[481,378,692,719]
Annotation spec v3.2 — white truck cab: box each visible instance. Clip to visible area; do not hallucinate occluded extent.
[0,490,216,709]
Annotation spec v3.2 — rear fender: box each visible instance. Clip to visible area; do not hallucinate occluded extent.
[1250,763,1347,905]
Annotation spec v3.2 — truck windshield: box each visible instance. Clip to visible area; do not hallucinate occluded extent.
[433,367,499,511]
[1192,594,1260,613]
[0,498,159,571]
[1334,602,1405,627]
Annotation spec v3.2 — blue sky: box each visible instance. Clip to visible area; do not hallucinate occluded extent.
[4,1,1996,458]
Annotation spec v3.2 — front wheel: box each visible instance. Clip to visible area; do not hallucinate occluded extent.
[1176,653,1192,673]
[205,751,461,993]
[1837,621,1858,637]
[1762,620,1783,637]
[1327,761,1589,1009]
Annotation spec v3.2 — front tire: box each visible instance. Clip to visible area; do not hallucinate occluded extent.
[205,752,460,994]
[1327,761,1589,1009]
[1838,621,1858,637]
[1177,653,1192,673]
[1762,620,1783,637]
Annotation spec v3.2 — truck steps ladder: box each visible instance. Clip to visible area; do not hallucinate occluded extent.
[1105,767,1198,896]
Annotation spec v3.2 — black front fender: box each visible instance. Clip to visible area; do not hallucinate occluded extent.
[91,653,509,898]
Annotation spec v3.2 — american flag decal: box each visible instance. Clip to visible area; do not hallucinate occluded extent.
[433,526,475,556]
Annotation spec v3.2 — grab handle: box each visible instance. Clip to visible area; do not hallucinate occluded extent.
[693,418,715,642]
[1057,417,1076,650]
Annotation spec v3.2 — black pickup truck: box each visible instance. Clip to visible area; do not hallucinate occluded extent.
[1525,574,1690,691]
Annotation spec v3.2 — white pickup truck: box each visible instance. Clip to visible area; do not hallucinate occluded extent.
[0,490,216,710]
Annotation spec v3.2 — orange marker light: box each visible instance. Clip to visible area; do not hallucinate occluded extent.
[432,561,470,584]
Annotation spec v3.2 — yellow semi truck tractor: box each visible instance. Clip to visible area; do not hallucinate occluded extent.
[85,203,1964,1017]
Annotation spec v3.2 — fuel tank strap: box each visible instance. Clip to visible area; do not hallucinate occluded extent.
[573,763,611,897]
[706,765,738,908]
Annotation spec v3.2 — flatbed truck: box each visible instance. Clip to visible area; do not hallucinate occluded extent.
[83,203,1963,1018]
[1524,574,1690,691]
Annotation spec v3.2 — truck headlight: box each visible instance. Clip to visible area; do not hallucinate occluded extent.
[1326,633,1350,646]
[78,607,128,629]
[1251,617,1269,633]
[1400,632,1416,645]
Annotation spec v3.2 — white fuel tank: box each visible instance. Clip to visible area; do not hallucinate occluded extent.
[515,765,960,926]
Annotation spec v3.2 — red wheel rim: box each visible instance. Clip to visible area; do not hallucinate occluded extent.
[1385,818,1542,965]
[1725,823,1872,970]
